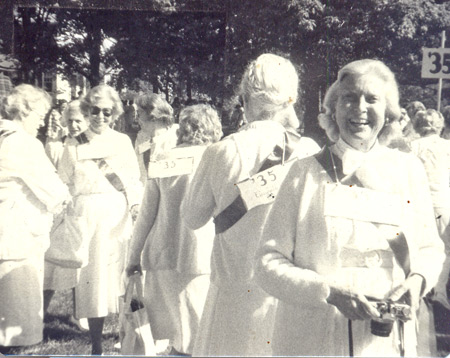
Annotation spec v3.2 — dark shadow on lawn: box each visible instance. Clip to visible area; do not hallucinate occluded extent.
[434,302,450,355]
[43,313,89,341]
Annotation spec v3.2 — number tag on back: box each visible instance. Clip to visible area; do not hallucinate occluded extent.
[137,140,155,154]
[237,163,291,211]
[147,157,194,179]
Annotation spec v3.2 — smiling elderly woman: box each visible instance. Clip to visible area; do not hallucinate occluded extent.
[0,84,70,351]
[255,59,445,356]
[58,84,142,355]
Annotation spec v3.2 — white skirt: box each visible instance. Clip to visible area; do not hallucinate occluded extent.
[74,192,130,318]
[0,253,44,346]
[43,261,78,291]
[144,270,211,354]
[174,273,210,354]
[192,280,277,356]
[144,270,179,341]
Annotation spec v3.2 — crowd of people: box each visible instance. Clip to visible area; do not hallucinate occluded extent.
[0,53,449,357]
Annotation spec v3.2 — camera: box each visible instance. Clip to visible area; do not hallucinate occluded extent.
[369,300,412,337]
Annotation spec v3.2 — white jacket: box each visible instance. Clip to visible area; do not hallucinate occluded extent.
[0,120,70,259]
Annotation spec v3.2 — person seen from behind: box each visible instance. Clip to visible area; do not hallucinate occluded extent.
[134,93,178,184]
[0,84,70,353]
[181,53,320,356]
[126,104,222,356]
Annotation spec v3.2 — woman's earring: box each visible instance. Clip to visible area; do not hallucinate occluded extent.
[332,114,336,121]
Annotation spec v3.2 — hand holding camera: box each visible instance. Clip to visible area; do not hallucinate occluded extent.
[326,284,381,321]
[387,274,424,312]
[367,298,412,337]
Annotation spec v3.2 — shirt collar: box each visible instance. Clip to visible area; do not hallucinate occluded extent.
[332,137,381,175]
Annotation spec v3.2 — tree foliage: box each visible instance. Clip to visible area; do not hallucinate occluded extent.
[12,0,450,140]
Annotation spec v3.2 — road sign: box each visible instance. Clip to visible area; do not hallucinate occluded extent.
[422,48,450,79]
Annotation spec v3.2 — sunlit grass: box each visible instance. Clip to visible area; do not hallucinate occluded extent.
[3,287,450,356]
[5,289,120,356]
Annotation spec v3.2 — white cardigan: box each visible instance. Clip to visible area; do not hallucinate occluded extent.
[181,120,320,286]
[255,145,445,356]
[0,120,70,259]
[128,145,214,274]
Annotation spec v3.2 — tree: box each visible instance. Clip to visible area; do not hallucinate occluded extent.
[12,0,450,138]
[14,6,59,84]
[221,0,450,142]
[55,8,121,86]
[109,10,226,103]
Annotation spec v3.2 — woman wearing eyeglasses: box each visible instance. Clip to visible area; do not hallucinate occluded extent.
[58,84,143,355]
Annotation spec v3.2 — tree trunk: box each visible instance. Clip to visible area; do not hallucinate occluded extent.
[186,69,192,102]
[299,57,327,146]
[85,12,102,86]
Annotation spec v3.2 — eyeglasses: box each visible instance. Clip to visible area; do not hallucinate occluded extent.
[91,106,113,117]
[30,108,48,120]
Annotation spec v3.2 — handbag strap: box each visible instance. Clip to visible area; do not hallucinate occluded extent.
[125,274,145,307]
[0,128,16,151]
[214,130,301,235]
[75,132,128,201]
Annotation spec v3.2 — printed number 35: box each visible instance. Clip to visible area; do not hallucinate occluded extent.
[428,52,450,74]
[254,170,277,186]
[164,161,176,169]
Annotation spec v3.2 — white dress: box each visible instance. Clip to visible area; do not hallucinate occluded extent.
[181,120,320,356]
[255,141,445,356]
[0,120,69,346]
[58,128,142,318]
[128,145,214,354]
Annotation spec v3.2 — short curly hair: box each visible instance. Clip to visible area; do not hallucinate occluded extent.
[2,84,52,121]
[413,109,444,137]
[405,101,426,120]
[80,84,123,121]
[135,93,174,126]
[238,53,299,128]
[61,100,87,124]
[320,59,401,146]
[177,104,223,146]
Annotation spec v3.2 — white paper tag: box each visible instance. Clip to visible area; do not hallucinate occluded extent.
[323,183,402,226]
[237,164,291,211]
[137,140,155,154]
[147,157,194,178]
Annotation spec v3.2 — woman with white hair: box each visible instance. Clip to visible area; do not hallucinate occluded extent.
[44,100,88,169]
[410,109,450,311]
[126,104,222,355]
[255,59,445,356]
[0,84,70,351]
[181,53,319,356]
[43,99,90,331]
[58,84,142,355]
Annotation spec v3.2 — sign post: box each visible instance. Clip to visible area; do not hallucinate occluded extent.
[421,31,448,111]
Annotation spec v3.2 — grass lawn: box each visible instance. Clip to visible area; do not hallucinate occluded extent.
[4,289,121,356]
[2,287,450,356]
